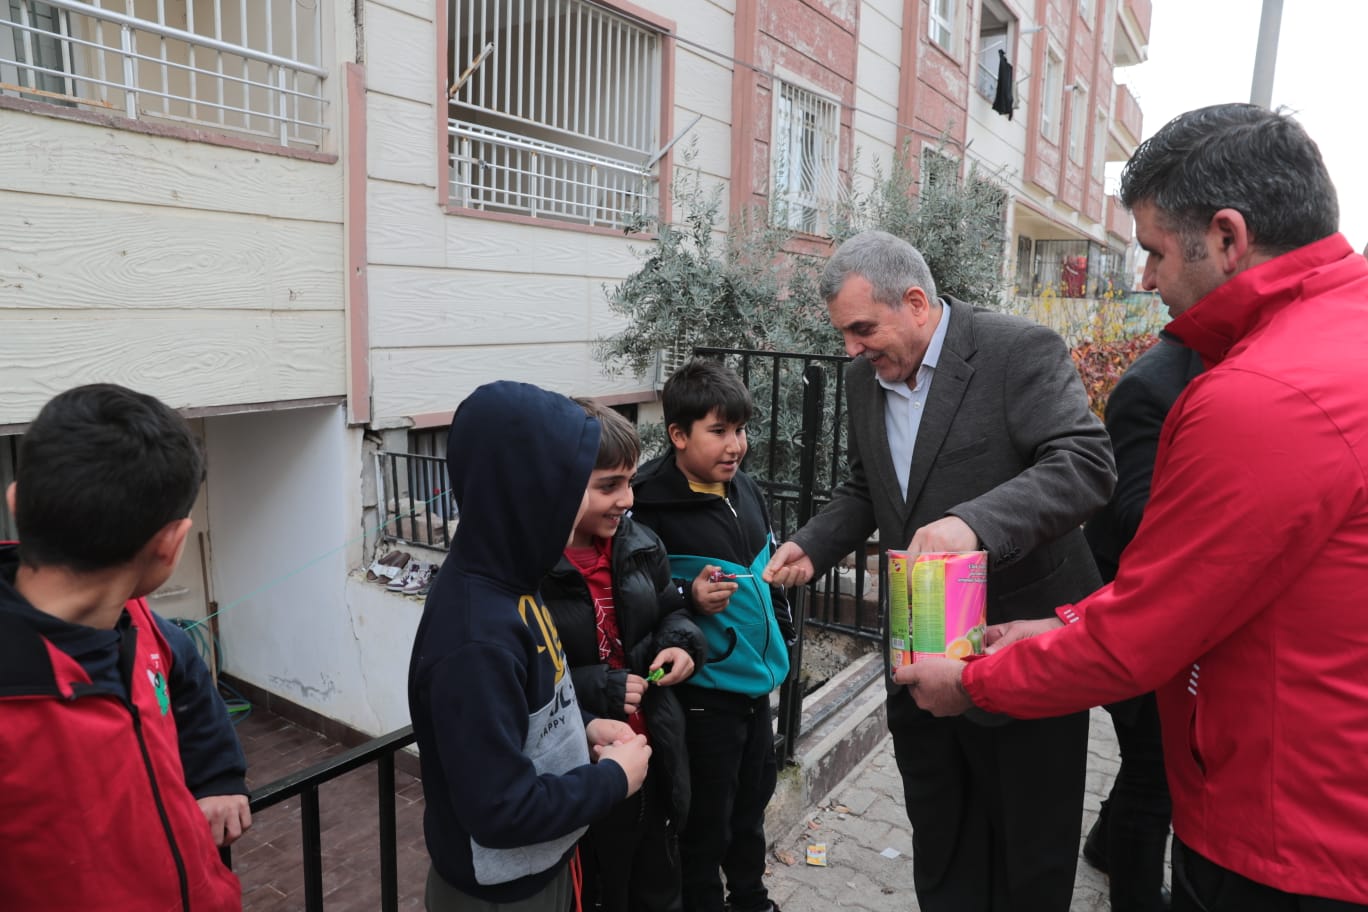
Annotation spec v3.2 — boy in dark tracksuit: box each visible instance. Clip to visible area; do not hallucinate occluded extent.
[542,400,707,912]
[408,381,653,911]
[631,360,795,912]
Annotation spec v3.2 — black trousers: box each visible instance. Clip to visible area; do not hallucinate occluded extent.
[888,689,1089,912]
[581,766,682,912]
[1172,838,1368,912]
[1102,692,1173,912]
[677,688,777,912]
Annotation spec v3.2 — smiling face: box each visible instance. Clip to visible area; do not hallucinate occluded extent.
[569,464,634,548]
[1133,200,1228,319]
[826,275,936,385]
[669,408,748,486]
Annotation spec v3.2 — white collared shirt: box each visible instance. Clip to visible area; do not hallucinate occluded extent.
[877,299,951,501]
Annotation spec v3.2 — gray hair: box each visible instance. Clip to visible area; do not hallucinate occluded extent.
[819,230,938,307]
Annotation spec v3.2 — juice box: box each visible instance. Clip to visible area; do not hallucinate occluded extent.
[887,549,988,666]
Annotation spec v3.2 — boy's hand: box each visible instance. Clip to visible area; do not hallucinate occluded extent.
[197,794,252,847]
[585,718,635,748]
[691,565,738,615]
[623,674,647,715]
[594,734,652,797]
[649,647,694,686]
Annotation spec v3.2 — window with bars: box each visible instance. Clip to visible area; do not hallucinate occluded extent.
[1014,234,1033,292]
[1,435,18,541]
[929,0,956,52]
[447,0,664,230]
[772,80,839,235]
[0,0,327,148]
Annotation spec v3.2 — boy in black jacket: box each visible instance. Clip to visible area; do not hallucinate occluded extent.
[542,399,707,912]
[408,381,653,911]
[631,360,795,912]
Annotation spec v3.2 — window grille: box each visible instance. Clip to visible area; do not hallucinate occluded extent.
[1014,234,1033,292]
[378,450,457,551]
[1034,238,1094,297]
[0,0,327,148]
[448,0,662,229]
[0,435,17,542]
[772,80,839,235]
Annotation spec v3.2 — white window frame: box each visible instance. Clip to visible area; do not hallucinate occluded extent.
[0,0,328,148]
[771,78,840,236]
[447,0,665,230]
[1041,49,1063,144]
[929,0,957,52]
[1068,81,1088,163]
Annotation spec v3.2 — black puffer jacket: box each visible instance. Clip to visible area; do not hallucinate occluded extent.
[541,516,706,824]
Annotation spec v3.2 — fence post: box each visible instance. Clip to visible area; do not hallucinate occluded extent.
[775,363,825,763]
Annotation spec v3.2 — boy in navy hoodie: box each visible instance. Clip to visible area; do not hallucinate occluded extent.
[631,360,794,912]
[409,381,653,911]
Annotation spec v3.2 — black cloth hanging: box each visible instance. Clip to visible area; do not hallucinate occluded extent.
[993,49,1015,120]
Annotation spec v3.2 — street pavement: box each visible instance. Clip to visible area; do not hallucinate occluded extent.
[761,707,1163,912]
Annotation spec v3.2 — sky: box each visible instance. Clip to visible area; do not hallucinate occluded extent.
[1114,0,1366,253]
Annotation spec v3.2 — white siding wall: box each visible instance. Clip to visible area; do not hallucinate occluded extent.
[851,0,903,196]
[0,113,347,427]
[362,0,737,423]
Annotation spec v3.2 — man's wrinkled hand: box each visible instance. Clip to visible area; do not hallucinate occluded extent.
[198,794,252,848]
[907,517,979,554]
[762,541,814,588]
[891,657,973,717]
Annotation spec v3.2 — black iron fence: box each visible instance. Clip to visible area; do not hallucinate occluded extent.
[223,726,417,912]
[378,451,457,549]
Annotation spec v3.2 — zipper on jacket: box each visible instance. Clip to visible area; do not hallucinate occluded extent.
[119,624,193,911]
[721,489,778,689]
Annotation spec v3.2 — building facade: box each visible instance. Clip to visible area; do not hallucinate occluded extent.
[0,0,1147,736]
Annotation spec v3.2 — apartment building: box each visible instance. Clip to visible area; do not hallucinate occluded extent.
[0,0,1147,740]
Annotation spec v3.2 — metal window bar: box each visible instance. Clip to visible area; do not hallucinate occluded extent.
[451,0,659,157]
[0,0,327,148]
[378,451,457,551]
[221,726,417,912]
[449,119,656,229]
[0,435,18,541]
[773,81,839,234]
[1033,238,1094,297]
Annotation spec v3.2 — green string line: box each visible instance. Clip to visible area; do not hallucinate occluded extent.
[184,491,449,632]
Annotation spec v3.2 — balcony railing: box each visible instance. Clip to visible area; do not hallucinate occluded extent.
[1112,82,1143,147]
[0,0,327,148]
[448,119,656,230]
[223,726,417,912]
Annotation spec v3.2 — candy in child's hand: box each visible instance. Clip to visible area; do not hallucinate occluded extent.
[646,667,666,684]
[708,569,736,583]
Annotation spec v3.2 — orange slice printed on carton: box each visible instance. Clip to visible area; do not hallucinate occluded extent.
[945,637,973,660]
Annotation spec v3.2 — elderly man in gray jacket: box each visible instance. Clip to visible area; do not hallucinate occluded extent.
[765,230,1115,912]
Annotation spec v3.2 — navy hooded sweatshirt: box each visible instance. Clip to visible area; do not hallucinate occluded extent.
[407,381,629,903]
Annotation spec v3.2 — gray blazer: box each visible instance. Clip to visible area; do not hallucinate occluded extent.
[791,297,1115,630]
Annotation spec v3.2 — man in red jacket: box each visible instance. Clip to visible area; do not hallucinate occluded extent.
[898,104,1368,911]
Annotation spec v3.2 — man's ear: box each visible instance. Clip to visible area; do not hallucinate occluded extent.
[5,482,15,522]
[1208,208,1251,274]
[903,286,932,323]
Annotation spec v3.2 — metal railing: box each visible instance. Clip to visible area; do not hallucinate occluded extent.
[223,726,417,912]
[378,450,456,551]
[772,81,840,235]
[0,0,327,148]
[449,119,656,229]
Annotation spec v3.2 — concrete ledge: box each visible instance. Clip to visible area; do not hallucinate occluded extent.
[766,653,889,842]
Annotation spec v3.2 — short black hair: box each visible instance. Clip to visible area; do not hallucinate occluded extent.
[1120,104,1338,257]
[573,397,640,470]
[661,358,753,435]
[14,384,204,572]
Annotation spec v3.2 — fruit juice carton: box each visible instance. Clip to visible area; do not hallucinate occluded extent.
[887,549,988,666]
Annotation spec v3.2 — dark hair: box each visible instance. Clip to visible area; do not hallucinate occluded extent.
[15,384,204,572]
[573,397,640,470]
[819,229,938,306]
[1119,104,1338,257]
[661,358,753,435]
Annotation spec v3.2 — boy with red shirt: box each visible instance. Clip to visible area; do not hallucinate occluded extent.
[541,399,706,912]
